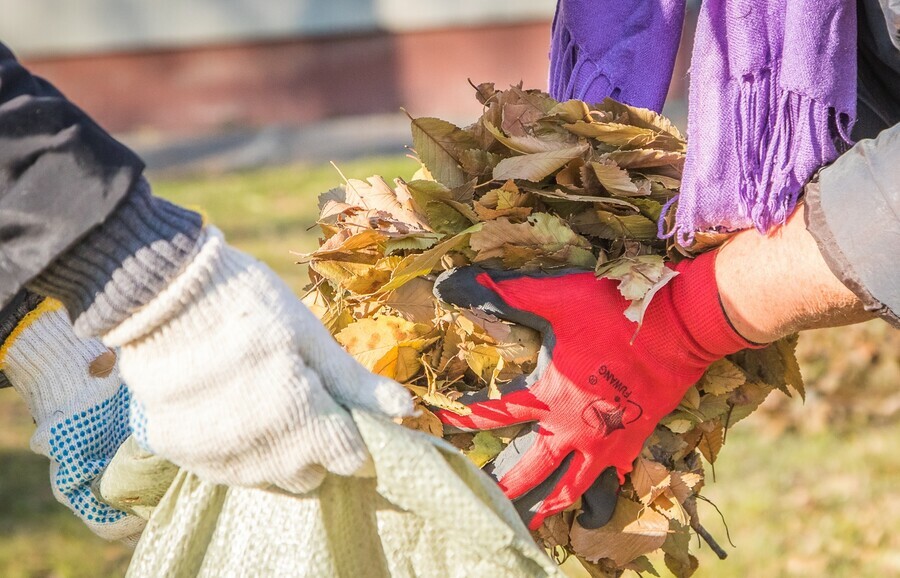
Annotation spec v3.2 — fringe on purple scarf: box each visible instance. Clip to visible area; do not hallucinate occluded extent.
[550,0,857,244]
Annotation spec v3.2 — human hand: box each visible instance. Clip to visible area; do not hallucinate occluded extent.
[433,251,756,529]
[0,298,144,542]
[101,227,413,494]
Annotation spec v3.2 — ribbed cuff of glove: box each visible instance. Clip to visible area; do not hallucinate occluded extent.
[666,250,764,363]
[28,177,203,338]
[0,290,45,389]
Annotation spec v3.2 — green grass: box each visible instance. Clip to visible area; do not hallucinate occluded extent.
[153,155,420,291]
[1,156,898,578]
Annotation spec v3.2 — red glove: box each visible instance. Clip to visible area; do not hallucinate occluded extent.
[433,251,758,530]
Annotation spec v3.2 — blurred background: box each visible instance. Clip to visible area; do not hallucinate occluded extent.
[0,1,897,577]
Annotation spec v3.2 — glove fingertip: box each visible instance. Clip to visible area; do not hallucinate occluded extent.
[369,379,415,418]
[526,511,545,531]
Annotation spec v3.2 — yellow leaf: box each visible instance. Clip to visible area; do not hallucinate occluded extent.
[664,419,695,434]
[310,260,376,289]
[464,431,503,467]
[463,343,502,383]
[406,384,472,416]
[336,316,431,372]
[373,340,433,382]
[697,359,747,396]
[342,267,393,295]
[380,224,482,292]
[571,498,669,567]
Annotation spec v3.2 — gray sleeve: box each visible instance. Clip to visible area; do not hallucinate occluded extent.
[805,122,900,328]
[880,0,900,49]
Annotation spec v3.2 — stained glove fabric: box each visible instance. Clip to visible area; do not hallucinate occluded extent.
[101,227,414,494]
[0,299,144,541]
[433,251,758,529]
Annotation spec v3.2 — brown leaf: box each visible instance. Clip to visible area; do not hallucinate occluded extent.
[472,81,497,105]
[603,149,684,170]
[590,161,640,196]
[668,471,702,504]
[571,498,669,566]
[492,144,589,182]
[596,98,685,142]
[343,176,432,230]
[401,403,444,437]
[534,512,572,549]
[470,214,596,269]
[624,556,660,576]
[89,349,117,378]
[664,553,699,578]
[697,358,747,396]
[776,334,805,400]
[631,457,672,506]
[501,103,545,136]
[697,422,725,464]
[381,225,481,292]
[384,278,437,325]
[483,121,574,154]
[410,117,477,188]
[571,209,657,241]
[564,121,662,148]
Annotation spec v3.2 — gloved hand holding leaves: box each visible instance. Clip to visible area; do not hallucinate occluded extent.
[433,251,760,530]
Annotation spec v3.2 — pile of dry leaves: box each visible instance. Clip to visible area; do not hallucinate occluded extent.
[299,83,803,577]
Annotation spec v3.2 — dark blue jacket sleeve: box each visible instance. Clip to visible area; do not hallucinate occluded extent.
[0,42,145,310]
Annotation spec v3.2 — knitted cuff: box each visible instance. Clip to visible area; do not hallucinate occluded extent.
[669,251,764,362]
[0,290,45,389]
[28,178,203,338]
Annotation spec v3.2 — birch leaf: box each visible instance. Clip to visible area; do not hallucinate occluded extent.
[591,161,640,196]
[571,498,669,566]
[492,144,589,182]
[410,117,477,188]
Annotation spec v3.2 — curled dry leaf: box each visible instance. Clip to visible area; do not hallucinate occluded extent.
[570,498,669,567]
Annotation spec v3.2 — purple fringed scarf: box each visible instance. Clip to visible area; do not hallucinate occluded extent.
[550,0,857,243]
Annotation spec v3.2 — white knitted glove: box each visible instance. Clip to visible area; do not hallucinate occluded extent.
[0,301,145,542]
[102,227,414,494]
